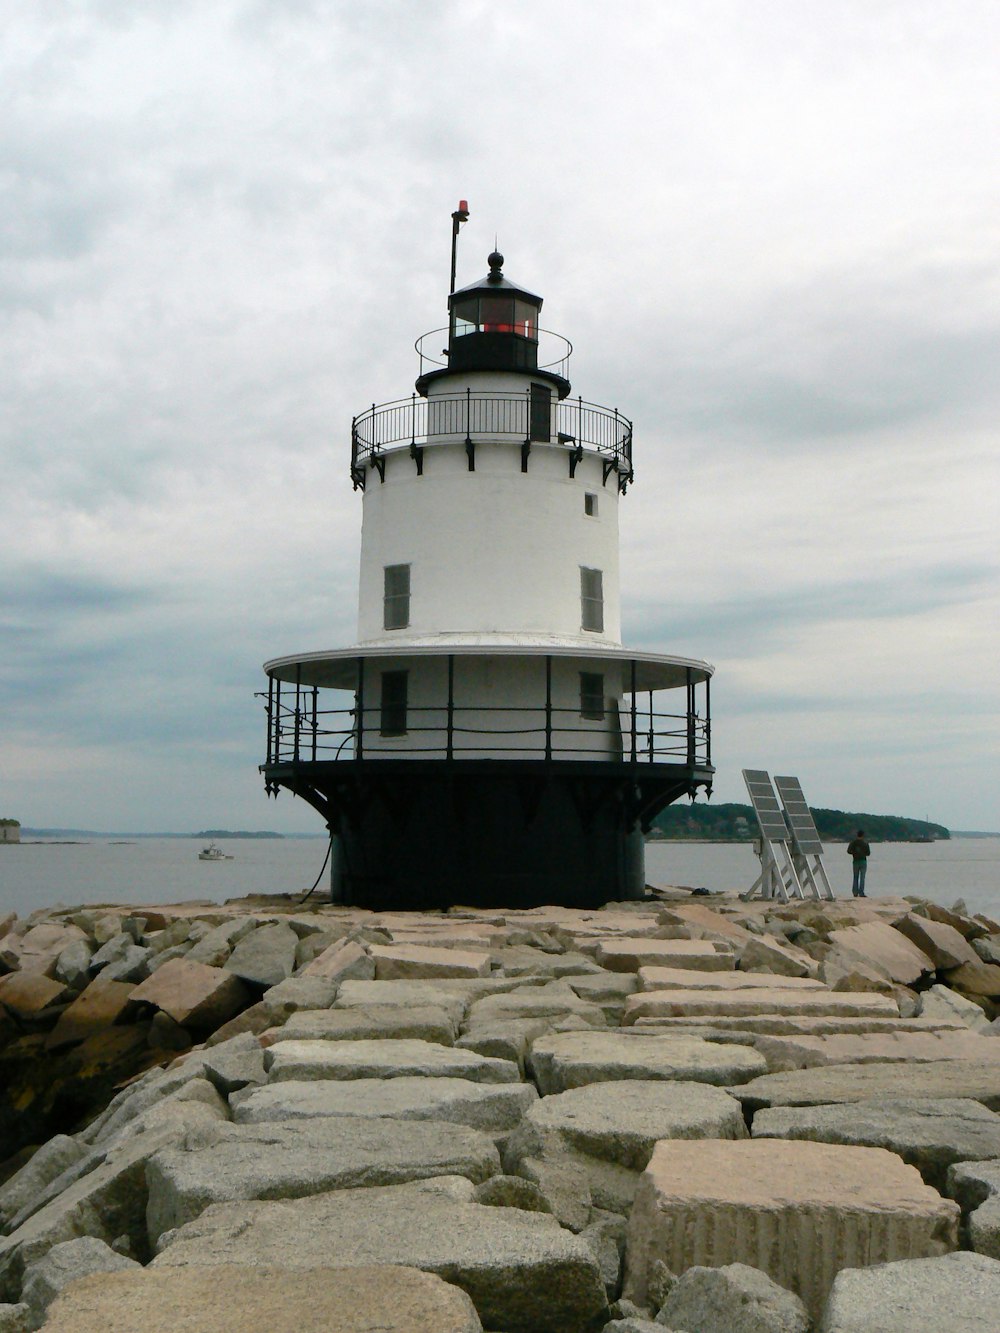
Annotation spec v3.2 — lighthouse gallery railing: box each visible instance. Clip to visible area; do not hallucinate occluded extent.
[352,391,633,491]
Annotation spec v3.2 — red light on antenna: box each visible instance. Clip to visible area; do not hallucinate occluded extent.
[459,200,468,212]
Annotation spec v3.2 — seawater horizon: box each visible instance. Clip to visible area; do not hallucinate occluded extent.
[2,835,999,922]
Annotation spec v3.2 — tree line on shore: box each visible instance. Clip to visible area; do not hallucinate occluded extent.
[649,802,949,842]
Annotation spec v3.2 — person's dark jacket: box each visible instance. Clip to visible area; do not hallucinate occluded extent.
[847,836,870,860]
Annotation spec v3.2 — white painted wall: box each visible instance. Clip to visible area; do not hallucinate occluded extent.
[360,654,630,759]
[358,440,622,644]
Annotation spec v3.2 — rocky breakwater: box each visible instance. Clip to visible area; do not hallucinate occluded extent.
[2,891,1000,1330]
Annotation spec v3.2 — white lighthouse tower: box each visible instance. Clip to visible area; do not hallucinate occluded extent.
[261,213,714,909]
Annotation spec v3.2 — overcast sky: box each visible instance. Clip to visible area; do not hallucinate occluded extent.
[3,0,998,834]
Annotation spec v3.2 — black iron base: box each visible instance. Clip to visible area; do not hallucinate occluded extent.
[263,758,713,911]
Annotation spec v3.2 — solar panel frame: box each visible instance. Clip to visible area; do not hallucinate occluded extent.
[742,769,790,843]
[774,775,824,855]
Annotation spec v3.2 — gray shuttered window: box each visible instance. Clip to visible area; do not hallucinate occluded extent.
[580,567,604,632]
[383,564,411,630]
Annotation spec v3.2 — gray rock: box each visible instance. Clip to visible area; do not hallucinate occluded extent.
[974,935,1000,966]
[230,1076,537,1135]
[98,943,152,983]
[53,939,94,988]
[197,1039,266,1096]
[335,981,469,1026]
[88,933,134,971]
[946,1157,1000,1257]
[37,1265,485,1333]
[465,982,607,1030]
[493,947,602,978]
[602,1320,663,1333]
[271,1003,456,1045]
[918,983,993,1033]
[580,1209,625,1299]
[736,1060,1000,1112]
[146,920,193,955]
[260,975,339,1021]
[0,1304,30,1333]
[20,1236,139,1325]
[529,1031,766,1095]
[657,1263,809,1332]
[146,1116,500,1242]
[753,1098,1000,1190]
[224,923,299,988]
[0,1137,88,1231]
[263,1037,519,1083]
[819,1250,1000,1331]
[185,917,258,966]
[152,1177,608,1333]
[472,1175,551,1213]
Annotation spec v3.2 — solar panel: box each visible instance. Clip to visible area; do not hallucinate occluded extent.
[742,769,790,843]
[774,775,824,856]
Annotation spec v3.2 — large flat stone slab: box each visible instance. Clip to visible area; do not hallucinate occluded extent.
[753,1029,1000,1073]
[638,966,824,992]
[39,1265,484,1333]
[625,989,899,1023]
[753,1098,1000,1190]
[146,1116,500,1241]
[265,1004,457,1045]
[231,1076,537,1134]
[736,1060,1000,1112]
[464,982,607,1029]
[827,922,934,985]
[370,944,491,979]
[45,974,134,1050]
[128,957,250,1031]
[528,1031,767,1094]
[596,938,735,972]
[819,1251,1000,1332]
[152,1178,608,1333]
[503,1079,747,1228]
[624,1139,958,1320]
[263,1038,519,1083]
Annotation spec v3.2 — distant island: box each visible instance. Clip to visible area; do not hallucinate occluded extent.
[19,828,302,840]
[647,802,950,843]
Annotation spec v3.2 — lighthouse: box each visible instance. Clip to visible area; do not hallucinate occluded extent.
[261,212,714,909]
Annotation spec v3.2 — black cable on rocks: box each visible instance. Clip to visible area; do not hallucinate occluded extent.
[297,836,333,905]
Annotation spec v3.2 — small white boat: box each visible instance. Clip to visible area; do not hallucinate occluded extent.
[198,842,233,861]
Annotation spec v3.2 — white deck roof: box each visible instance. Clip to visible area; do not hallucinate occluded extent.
[264,635,713,691]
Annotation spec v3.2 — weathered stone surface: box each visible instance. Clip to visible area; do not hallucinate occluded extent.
[737,935,812,977]
[624,1139,958,1320]
[893,914,981,969]
[974,934,1000,965]
[6,922,86,976]
[596,938,734,973]
[145,1116,500,1242]
[152,1178,609,1333]
[503,1079,747,1228]
[736,1060,1000,1112]
[0,1124,188,1298]
[528,1031,766,1094]
[0,1303,29,1332]
[625,989,899,1024]
[260,974,339,1022]
[917,982,992,1032]
[128,957,250,1031]
[638,967,823,992]
[370,943,491,980]
[300,938,375,982]
[819,1250,1000,1332]
[223,922,299,988]
[231,1076,537,1134]
[827,922,933,985]
[472,1174,551,1213]
[657,1262,810,1333]
[494,946,601,977]
[0,972,68,1019]
[0,1137,88,1231]
[753,1098,1000,1190]
[266,1003,457,1045]
[944,959,1000,997]
[465,981,607,1029]
[945,1158,1000,1258]
[20,1236,139,1326]
[566,972,639,1002]
[39,1265,485,1333]
[184,916,258,966]
[53,937,95,988]
[44,973,135,1050]
[335,979,469,1024]
[752,1029,1000,1074]
[263,1037,519,1083]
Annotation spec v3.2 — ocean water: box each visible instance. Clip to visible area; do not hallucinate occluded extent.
[3,834,999,923]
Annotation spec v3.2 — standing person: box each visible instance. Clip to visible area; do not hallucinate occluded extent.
[847,829,871,897]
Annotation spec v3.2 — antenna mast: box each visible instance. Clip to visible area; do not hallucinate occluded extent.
[450,199,470,301]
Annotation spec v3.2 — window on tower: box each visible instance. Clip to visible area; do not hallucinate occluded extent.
[584,492,598,517]
[580,672,605,720]
[580,567,604,633]
[380,670,408,736]
[383,564,411,630]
